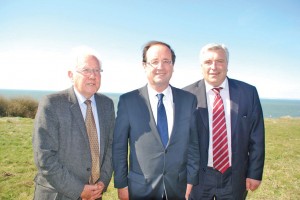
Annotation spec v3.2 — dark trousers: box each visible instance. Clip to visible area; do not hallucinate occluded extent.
[191,167,236,200]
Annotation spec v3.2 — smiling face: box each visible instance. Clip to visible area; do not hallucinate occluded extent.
[68,55,101,99]
[201,49,228,87]
[143,44,174,93]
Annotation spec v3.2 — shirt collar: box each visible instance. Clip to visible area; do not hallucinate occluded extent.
[147,84,172,100]
[73,87,95,105]
[205,78,228,93]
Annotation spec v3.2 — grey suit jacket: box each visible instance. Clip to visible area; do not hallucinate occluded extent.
[113,85,200,200]
[32,87,115,200]
[184,78,265,200]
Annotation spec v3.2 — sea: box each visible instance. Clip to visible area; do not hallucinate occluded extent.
[1,89,300,118]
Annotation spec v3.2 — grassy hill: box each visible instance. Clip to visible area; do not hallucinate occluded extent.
[0,117,299,199]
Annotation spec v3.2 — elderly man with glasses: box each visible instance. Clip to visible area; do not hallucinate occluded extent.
[33,46,115,200]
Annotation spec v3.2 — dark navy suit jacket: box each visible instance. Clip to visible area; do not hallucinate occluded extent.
[113,85,200,200]
[184,78,265,200]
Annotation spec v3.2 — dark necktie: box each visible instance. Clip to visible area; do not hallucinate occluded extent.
[212,88,230,173]
[157,93,169,148]
[85,100,100,183]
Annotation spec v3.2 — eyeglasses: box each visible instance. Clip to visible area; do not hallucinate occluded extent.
[146,59,173,69]
[76,68,103,76]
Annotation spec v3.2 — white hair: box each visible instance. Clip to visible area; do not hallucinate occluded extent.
[199,43,229,64]
[68,45,102,71]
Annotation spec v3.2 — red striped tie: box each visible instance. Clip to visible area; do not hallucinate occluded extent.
[212,88,230,173]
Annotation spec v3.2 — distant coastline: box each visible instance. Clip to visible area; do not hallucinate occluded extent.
[1,89,300,118]
[0,88,120,101]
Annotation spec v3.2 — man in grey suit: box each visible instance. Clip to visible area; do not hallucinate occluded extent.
[184,43,265,200]
[113,41,200,200]
[32,47,115,199]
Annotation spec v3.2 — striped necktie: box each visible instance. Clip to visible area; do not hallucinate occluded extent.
[85,100,100,183]
[212,88,230,173]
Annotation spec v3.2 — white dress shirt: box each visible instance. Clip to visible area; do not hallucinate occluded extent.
[147,85,174,141]
[205,78,232,167]
[74,88,101,149]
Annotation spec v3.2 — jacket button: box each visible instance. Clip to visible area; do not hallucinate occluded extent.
[87,168,91,171]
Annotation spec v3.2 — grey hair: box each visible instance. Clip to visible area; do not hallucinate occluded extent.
[68,46,102,71]
[199,43,229,64]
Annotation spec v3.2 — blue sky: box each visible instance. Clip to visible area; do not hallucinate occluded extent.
[0,0,299,99]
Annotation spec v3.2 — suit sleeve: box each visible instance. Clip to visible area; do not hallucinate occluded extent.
[187,96,200,185]
[113,95,130,188]
[32,96,84,199]
[247,88,265,180]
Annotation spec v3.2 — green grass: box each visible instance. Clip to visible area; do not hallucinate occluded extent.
[247,118,300,200]
[0,118,36,199]
[0,117,118,200]
[0,117,299,199]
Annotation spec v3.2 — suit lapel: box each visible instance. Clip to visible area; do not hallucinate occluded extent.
[139,86,165,148]
[94,94,106,163]
[197,80,209,132]
[68,88,91,150]
[228,78,239,147]
[170,87,178,143]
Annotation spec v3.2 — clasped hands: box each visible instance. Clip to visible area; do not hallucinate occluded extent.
[81,181,105,200]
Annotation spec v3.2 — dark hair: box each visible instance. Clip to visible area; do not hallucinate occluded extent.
[142,41,176,64]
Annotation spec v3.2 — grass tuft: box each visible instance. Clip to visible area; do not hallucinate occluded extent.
[0,96,38,118]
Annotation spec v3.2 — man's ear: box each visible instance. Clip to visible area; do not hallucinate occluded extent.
[142,62,147,69]
[68,71,74,82]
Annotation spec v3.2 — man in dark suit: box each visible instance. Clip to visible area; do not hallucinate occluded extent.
[113,41,200,200]
[184,43,265,200]
[32,47,115,199]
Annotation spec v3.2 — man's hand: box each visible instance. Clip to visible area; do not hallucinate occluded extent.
[118,187,129,200]
[185,184,193,199]
[96,181,105,194]
[81,184,102,200]
[246,178,261,191]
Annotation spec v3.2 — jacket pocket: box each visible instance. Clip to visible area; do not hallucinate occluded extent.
[33,183,59,200]
[127,171,151,198]
[178,169,187,182]
[128,171,147,184]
